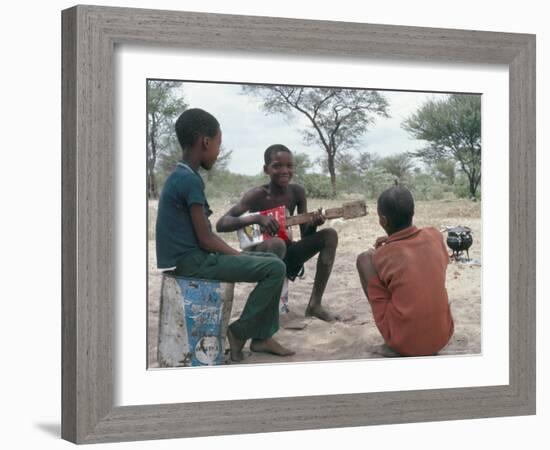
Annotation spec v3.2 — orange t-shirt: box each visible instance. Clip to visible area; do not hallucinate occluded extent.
[367,226,454,356]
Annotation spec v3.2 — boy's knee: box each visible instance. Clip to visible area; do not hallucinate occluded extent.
[265,237,286,259]
[267,257,286,278]
[321,227,338,249]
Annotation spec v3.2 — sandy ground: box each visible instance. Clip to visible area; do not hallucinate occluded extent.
[147,197,481,367]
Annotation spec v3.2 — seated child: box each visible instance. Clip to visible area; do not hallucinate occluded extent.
[155,109,294,362]
[216,144,339,322]
[356,185,454,356]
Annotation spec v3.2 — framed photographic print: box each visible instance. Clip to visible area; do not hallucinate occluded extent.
[144,79,484,371]
[62,4,535,444]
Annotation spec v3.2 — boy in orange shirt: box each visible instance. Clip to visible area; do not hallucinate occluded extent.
[356,185,454,356]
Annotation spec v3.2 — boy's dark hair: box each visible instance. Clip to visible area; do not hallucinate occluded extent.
[377,185,415,230]
[175,108,220,151]
[264,144,292,165]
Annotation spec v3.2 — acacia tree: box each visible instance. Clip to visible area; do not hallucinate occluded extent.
[377,153,415,181]
[242,85,389,195]
[431,158,456,185]
[403,94,481,198]
[147,81,187,199]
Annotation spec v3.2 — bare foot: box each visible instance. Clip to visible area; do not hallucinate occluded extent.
[305,304,340,322]
[250,338,295,356]
[227,328,246,362]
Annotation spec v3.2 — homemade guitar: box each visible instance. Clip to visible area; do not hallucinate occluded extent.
[237,200,367,249]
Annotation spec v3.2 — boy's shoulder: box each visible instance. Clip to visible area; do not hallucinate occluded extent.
[162,164,204,197]
[373,227,449,279]
[289,183,306,194]
[420,226,445,241]
[373,227,422,255]
[285,183,306,200]
[171,163,203,183]
[376,226,445,258]
[244,184,270,199]
[244,183,304,198]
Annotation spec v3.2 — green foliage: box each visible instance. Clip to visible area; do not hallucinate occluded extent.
[453,173,481,200]
[431,158,456,185]
[155,140,181,189]
[301,173,335,199]
[204,171,267,199]
[336,173,364,195]
[362,167,396,199]
[198,147,233,182]
[408,173,446,201]
[291,152,313,184]
[147,80,187,198]
[376,153,415,181]
[155,143,466,204]
[403,94,481,199]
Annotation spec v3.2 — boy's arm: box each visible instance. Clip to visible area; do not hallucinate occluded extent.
[295,185,325,238]
[190,204,240,256]
[215,189,279,235]
[357,249,390,330]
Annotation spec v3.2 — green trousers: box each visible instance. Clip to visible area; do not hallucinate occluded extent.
[175,250,286,341]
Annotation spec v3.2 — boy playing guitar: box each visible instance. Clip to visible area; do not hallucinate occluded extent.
[216,144,339,322]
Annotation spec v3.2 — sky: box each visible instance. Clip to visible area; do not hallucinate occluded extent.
[171,81,448,175]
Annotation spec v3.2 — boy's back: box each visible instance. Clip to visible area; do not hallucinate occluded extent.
[367,226,454,356]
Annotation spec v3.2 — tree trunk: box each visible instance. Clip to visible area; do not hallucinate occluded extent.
[327,154,337,197]
[147,166,158,199]
[468,174,477,200]
[148,113,159,199]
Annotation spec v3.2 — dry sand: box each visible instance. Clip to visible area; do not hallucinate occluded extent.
[147,197,481,367]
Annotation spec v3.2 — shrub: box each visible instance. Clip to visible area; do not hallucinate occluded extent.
[453,174,481,201]
[362,167,395,199]
[205,171,267,198]
[301,173,335,199]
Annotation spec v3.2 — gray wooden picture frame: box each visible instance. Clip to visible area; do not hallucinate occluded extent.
[61,5,536,444]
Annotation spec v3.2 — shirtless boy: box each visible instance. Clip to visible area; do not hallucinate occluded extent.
[216,144,339,321]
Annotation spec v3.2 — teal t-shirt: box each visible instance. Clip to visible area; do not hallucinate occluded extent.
[155,162,211,269]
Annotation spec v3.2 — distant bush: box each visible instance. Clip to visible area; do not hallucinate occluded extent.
[204,170,267,198]
[336,173,364,195]
[362,167,396,199]
[155,153,471,203]
[301,173,335,199]
[453,174,481,200]
[409,173,446,201]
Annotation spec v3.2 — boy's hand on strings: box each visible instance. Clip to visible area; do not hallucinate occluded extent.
[310,208,326,227]
[374,236,388,249]
[257,215,280,236]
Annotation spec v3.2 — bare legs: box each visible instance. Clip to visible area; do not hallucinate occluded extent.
[227,328,246,362]
[286,228,339,321]
[228,328,295,362]
[249,230,340,321]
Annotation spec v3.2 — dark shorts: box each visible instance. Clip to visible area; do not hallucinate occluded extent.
[284,240,306,281]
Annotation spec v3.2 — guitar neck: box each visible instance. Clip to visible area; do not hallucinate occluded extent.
[285,201,367,227]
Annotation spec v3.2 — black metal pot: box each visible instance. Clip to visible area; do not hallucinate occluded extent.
[445,226,473,260]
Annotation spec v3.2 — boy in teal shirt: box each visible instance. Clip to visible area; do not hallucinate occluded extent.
[156,108,294,362]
